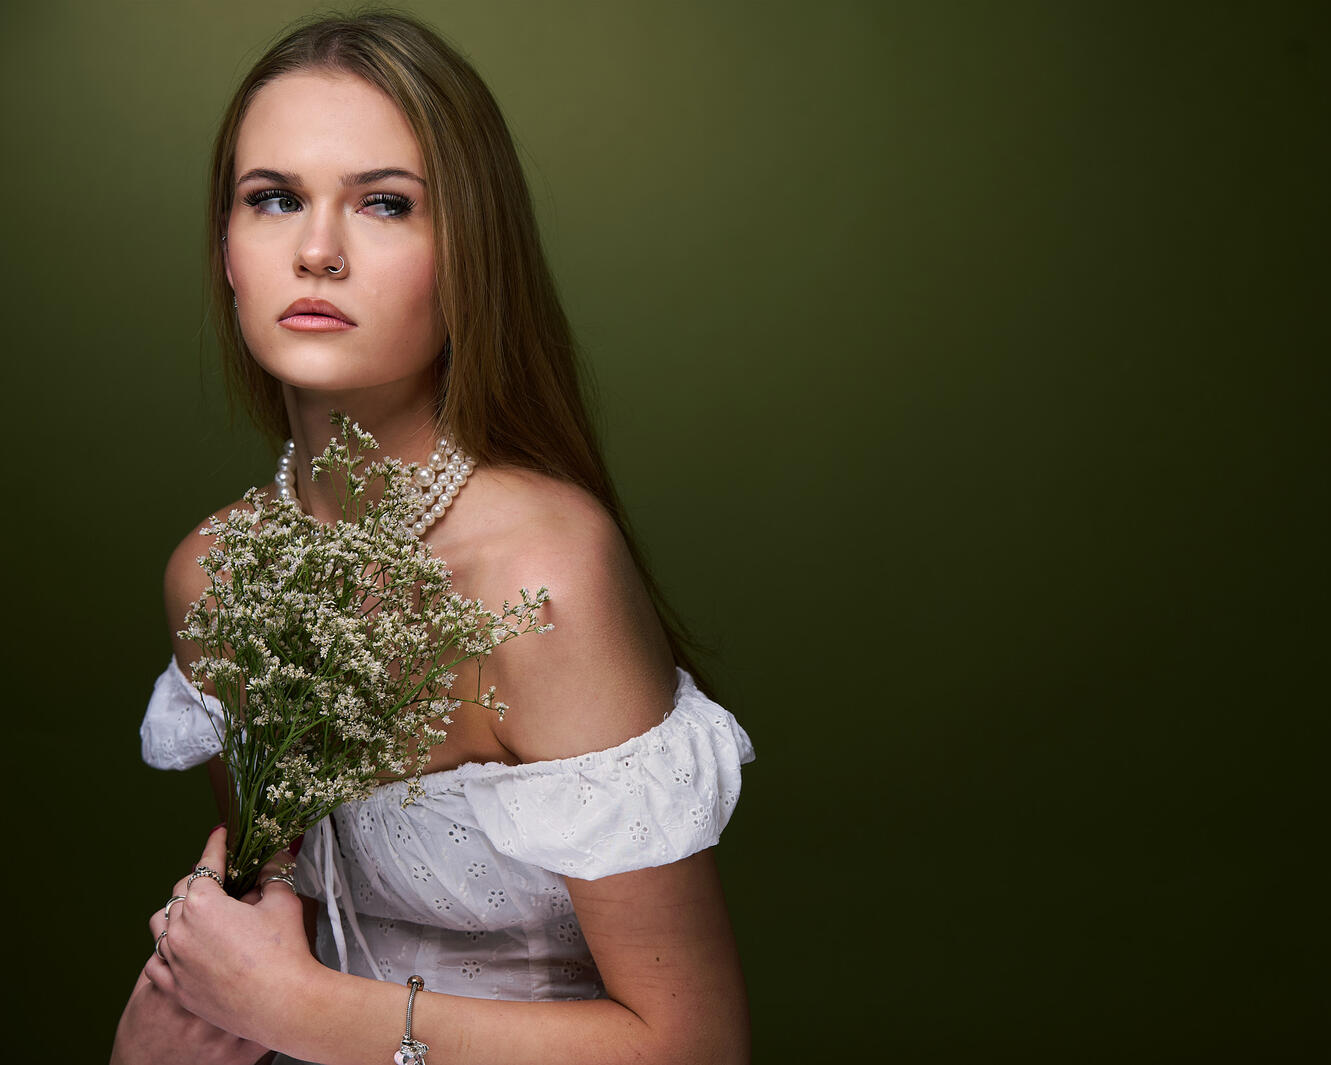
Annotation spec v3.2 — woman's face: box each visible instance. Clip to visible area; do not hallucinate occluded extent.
[225,70,446,392]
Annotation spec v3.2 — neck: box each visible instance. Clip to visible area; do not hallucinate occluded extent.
[280,377,442,525]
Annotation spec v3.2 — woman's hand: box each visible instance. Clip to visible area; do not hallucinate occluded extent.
[110,967,271,1065]
[141,826,316,1047]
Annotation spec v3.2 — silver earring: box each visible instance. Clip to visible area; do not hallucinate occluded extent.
[233,295,238,309]
[327,255,346,275]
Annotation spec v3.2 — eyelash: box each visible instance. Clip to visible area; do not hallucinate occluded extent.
[239,188,416,218]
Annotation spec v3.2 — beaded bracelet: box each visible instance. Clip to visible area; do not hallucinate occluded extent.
[394,975,429,1065]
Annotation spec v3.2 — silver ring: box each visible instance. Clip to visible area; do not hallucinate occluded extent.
[164,894,188,921]
[327,255,345,274]
[262,873,297,892]
[187,865,224,890]
[155,930,168,961]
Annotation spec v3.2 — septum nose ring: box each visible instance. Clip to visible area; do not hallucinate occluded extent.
[327,256,346,275]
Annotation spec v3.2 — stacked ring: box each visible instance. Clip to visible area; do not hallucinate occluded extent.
[164,894,188,921]
[262,872,297,892]
[155,930,169,961]
[187,865,224,889]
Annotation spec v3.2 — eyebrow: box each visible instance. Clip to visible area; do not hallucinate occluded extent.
[235,167,427,188]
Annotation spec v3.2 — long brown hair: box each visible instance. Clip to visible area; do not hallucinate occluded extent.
[205,9,712,692]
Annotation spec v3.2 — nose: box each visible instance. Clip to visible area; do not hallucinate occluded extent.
[293,212,348,278]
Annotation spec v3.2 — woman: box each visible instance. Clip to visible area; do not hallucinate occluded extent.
[113,12,753,1065]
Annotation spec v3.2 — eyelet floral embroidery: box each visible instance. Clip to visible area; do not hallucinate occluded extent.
[506,797,522,817]
[673,768,692,785]
[487,889,507,908]
[543,886,571,913]
[377,958,394,978]
[555,922,580,943]
[466,861,487,878]
[410,864,433,881]
[560,961,584,981]
[461,960,482,980]
[432,897,452,912]
[690,806,711,828]
[578,782,594,806]
[447,824,469,844]
[628,819,649,844]
[394,824,412,845]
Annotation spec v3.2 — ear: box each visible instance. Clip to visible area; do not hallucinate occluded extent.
[222,233,233,289]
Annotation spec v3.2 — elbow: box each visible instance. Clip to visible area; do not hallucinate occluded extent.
[639,1009,750,1065]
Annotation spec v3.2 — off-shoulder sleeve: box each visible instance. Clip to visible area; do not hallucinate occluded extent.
[139,657,225,770]
[458,669,755,879]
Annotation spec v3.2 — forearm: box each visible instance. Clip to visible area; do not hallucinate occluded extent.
[255,963,722,1065]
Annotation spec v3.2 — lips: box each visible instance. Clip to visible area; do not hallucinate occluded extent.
[278,298,357,330]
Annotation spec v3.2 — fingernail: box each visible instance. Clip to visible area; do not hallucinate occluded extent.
[290,833,305,857]
[213,822,225,832]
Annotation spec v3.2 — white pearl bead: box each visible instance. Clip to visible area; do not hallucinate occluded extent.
[412,521,426,536]
[430,501,444,518]
[444,483,458,497]
[413,468,434,487]
[423,510,436,525]
[430,481,443,496]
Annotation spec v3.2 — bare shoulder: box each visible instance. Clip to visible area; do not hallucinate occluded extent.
[163,493,257,694]
[437,466,678,763]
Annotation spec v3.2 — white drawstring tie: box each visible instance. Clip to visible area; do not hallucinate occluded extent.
[306,817,383,980]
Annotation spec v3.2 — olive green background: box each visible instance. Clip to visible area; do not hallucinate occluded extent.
[2,1,1324,1060]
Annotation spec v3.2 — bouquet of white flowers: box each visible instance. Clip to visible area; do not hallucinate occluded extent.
[178,412,550,897]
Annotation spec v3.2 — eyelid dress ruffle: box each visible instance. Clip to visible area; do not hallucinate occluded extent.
[138,655,755,1006]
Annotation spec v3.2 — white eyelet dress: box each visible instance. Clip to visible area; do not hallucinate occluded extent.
[139,655,755,1061]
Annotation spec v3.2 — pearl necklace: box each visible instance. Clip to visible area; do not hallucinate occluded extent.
[274,435,476,538]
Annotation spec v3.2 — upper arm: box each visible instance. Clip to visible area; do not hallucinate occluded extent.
[453,476,747,1058]
[163,507,238,818]
[164,514,218,696]
[567,850,750,1062]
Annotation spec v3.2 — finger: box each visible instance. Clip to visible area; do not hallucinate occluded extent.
[198,823,228,882]
[185,824,229,896]
[256,848,302,907]
[143,952,179,999]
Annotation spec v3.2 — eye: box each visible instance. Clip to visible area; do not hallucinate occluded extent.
[241,189,301,215]
[359,192,415,218]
